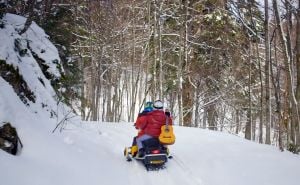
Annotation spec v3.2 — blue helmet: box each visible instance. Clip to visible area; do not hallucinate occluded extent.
[144,101,153,112]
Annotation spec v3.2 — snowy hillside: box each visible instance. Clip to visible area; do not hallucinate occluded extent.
[1,117,300,185]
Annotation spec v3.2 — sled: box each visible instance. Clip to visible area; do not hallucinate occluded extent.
[124,138,172,171]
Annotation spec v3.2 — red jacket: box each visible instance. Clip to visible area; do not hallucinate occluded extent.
[134,112,148,137]
[136,110,172,137]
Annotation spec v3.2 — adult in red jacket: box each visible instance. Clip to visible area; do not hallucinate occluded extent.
[132,102,153,147]
[136,100,172,157]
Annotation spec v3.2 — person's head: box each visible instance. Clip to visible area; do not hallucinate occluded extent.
[144,101,153,112]
[153,100,164,110]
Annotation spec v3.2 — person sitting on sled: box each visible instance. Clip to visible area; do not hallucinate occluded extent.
[135,100,173,157]
[130,101,153,156]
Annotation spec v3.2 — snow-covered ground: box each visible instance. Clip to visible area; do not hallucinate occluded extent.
[1,106,300,185]
[1,13,300,185]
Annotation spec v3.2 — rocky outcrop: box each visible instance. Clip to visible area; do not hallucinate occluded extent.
[0,122,22,155]
[0,60,36,106]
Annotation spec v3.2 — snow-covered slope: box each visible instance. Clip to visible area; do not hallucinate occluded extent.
[0,116,300,185]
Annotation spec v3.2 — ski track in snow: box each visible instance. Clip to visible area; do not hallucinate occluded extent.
[124,157,201,185]
[171,155,204,185]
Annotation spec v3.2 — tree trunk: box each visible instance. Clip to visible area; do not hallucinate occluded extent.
[295,0,300,146]
[194,82,201,127]
[264,0,271,144]
[152,0,158,99]
[128,6,137,122]
[254,37,263,143]
[158,0,163,99]
[245,42,252,140]
[220,106,226,132]
[106,82,113,122]
[252,114,256,141]
[285,0,297,148]
[245,109,252,140]
[183,81,193,126]
[207,103,217,131]
[235,109,240,134]
[177,1,185,126]
[203,97,208,129]
[273,0,298,146]
[270,31,284,150]
[182,0,193,127]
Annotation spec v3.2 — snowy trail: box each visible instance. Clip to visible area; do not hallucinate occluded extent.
[1,121,300,185]
[80,122,201,185]
[81,122,300,185]
[123,156,203,185]
[94,122,203,185]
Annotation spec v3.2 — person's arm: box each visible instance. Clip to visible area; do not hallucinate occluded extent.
[135,116,147,130]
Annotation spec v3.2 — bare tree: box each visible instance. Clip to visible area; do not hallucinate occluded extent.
[264,0,271,144]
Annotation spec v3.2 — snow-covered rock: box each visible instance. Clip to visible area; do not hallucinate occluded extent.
[0,13,70,119]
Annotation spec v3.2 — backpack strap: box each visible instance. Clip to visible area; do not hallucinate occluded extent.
[165,116,169,130]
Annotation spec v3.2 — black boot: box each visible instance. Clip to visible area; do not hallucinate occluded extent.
[138,148,145,158]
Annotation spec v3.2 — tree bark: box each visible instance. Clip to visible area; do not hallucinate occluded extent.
[245,42,252,140]
[158,0,163,99]
[207,103,217,130]
[273,0,299,146]
[295,0,300,147]
[194,82,201,127]
[235,109,240,134]
[270,31,284,150]
[264,0,271,144]
[177,1,185,126]
[182,0,193,127]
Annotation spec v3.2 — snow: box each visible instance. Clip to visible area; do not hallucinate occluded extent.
[1,102,300,185]
[4,13,62,78]
[1,13,300,185]
[0,13,68,117]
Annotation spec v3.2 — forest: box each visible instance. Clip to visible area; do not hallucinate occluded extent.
[1,0,299,153]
